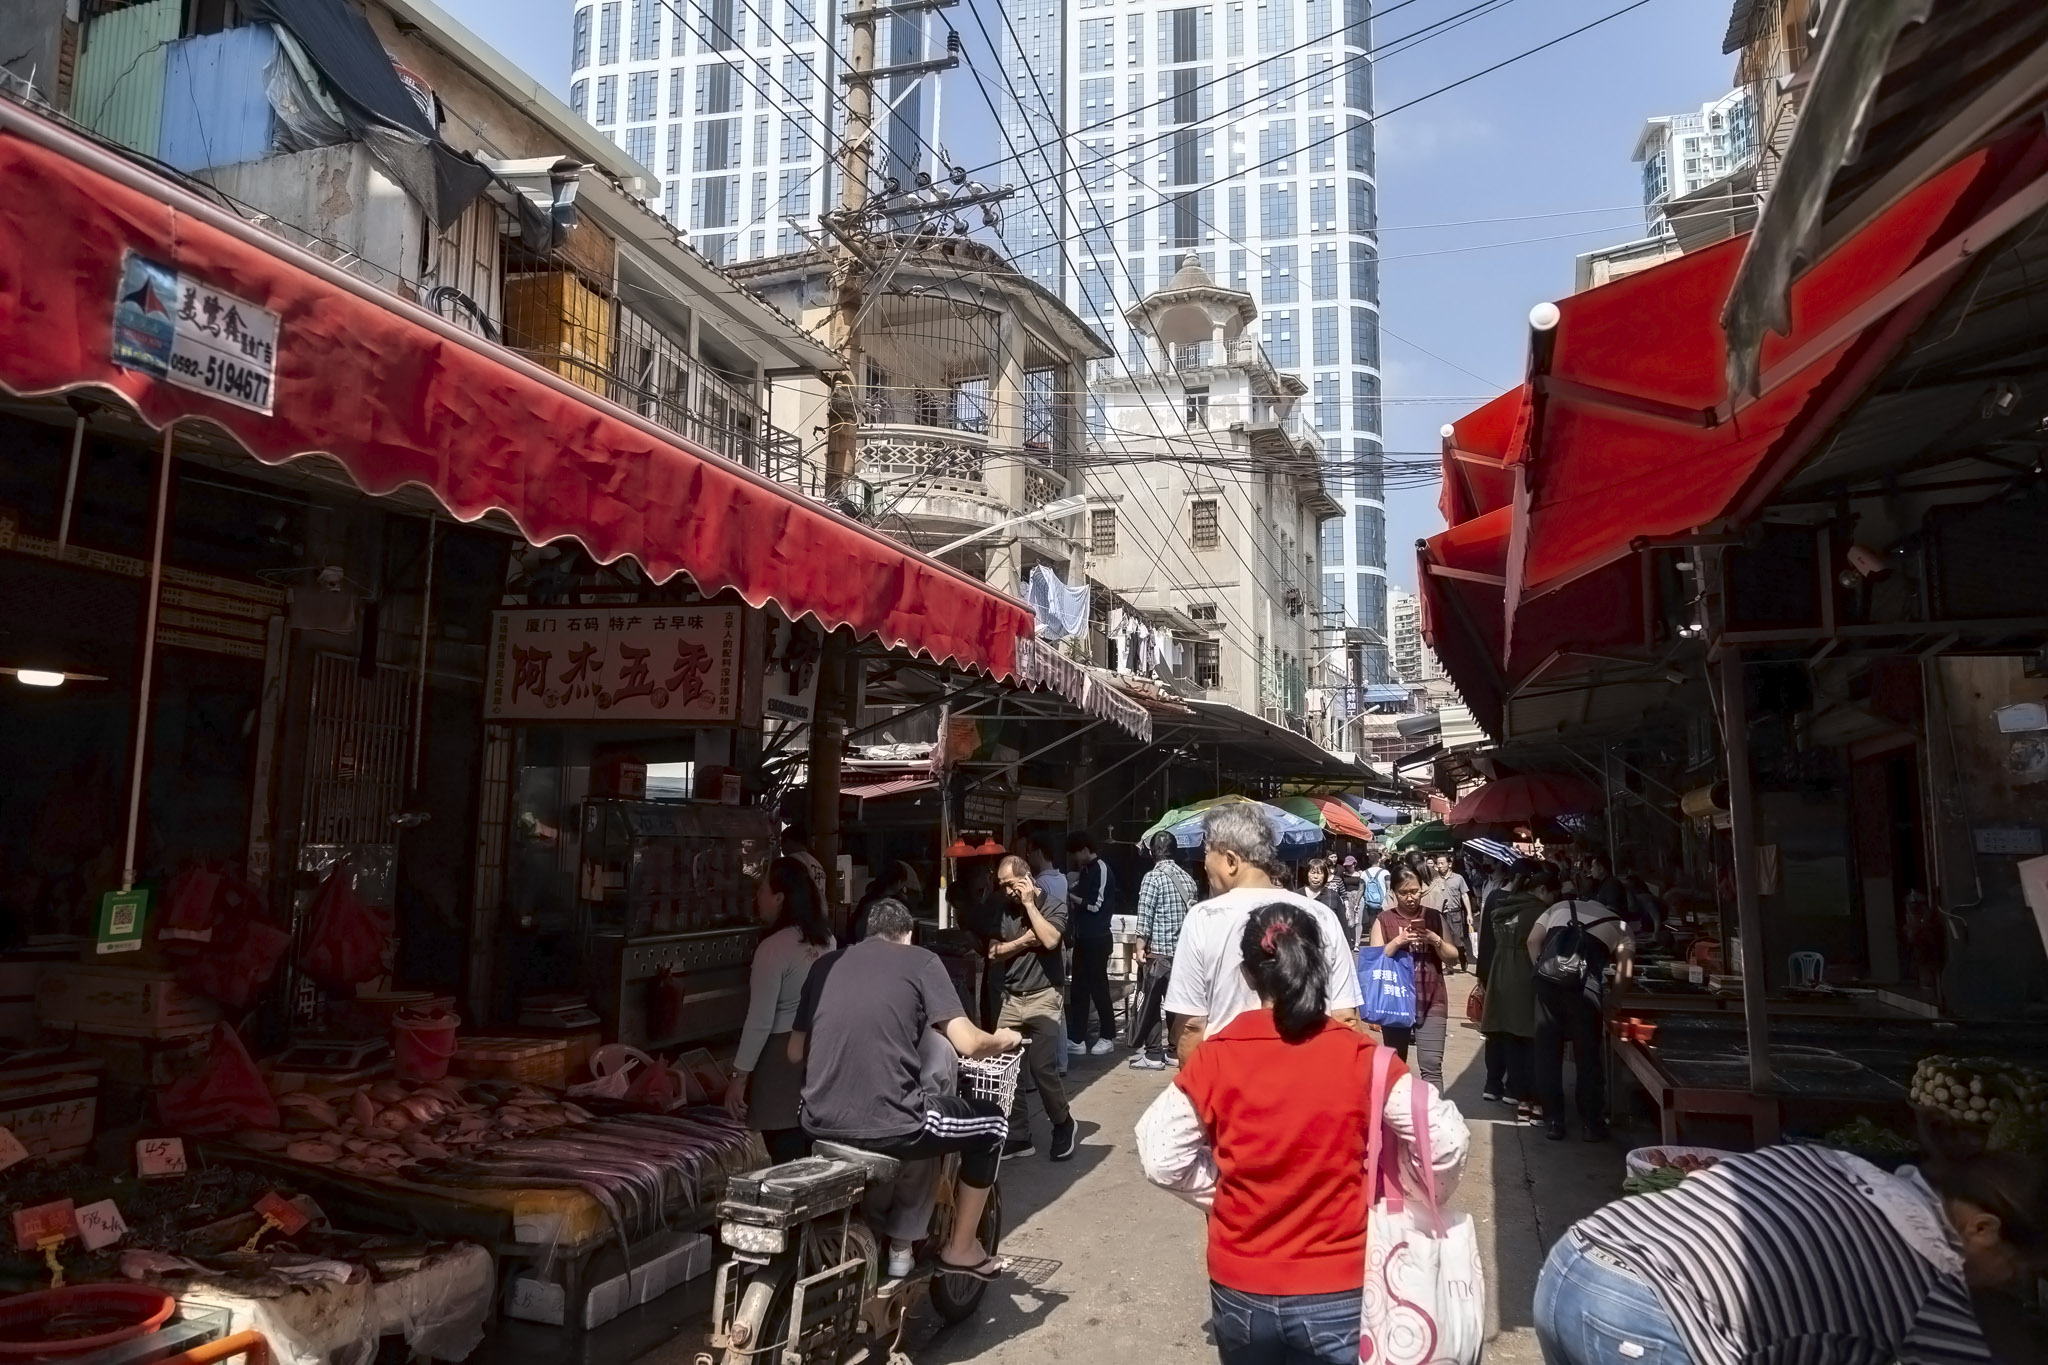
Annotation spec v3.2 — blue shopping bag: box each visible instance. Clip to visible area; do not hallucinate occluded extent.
[1356,945,1418,1028]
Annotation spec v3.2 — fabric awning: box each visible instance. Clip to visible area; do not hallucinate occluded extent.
[1438,386,1525,526]
[0,102,1033,681]
[1509,122,2048,617]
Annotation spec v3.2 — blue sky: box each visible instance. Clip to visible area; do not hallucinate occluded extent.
[438,0,1734,587]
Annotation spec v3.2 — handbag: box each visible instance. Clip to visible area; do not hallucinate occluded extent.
[1463,984,1484,1024]
[1356,945,1418,1029]
[1360,1051,1485,1365]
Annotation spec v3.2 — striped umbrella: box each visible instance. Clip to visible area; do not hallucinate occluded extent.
[1461,836,1519,867]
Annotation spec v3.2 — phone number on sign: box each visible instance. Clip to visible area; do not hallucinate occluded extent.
[171,352,272,409]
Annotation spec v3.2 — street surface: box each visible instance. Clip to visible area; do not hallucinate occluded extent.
[613,976,1622,1365]
[911,976,1622,1364]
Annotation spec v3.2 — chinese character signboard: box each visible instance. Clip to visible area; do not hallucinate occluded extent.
[112,253,281,415]
[487,608,741,722]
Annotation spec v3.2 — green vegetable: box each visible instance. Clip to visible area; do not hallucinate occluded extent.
[1622,1166,1687,1196]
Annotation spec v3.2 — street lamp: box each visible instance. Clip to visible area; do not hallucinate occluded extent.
[929,494,1091,556]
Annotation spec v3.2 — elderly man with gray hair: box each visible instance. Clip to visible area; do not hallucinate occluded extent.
[1162,803,1366,1062]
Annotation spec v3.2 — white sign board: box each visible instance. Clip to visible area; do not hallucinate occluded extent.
[75,1200,129,1252]
[113,252,280,414]
[486,607,741,722]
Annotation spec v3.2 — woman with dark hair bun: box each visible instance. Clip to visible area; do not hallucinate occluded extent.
[1138,902,1470,1364]
[725,856,835,1161]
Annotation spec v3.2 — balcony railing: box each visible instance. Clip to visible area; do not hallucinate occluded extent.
[857,426,1072,524]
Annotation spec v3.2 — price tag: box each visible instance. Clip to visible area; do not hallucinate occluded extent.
[0,1127,29,1175]
[254,1192,309,1237]
[13,1199,78,1251]
[74,1200,128,1252]
[136,1137,188,1178]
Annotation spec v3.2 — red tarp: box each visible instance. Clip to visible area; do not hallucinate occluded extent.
[1437,386,1526,526]
[0,107,1033,680]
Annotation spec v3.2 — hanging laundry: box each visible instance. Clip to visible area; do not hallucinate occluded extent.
[1024,566,1090,641]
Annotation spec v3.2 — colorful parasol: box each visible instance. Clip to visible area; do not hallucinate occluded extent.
[1385,819,1457,852]
[1141,795,1326,853]
[1275,795,1375,842]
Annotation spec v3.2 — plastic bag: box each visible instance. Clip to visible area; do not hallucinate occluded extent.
[1357,945,1418,1028]
[158,1023,280,1133]
[299,861,392,990]
[160,864,291,1009]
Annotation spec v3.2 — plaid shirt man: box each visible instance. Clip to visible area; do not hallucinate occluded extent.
[1136,858,1199,958]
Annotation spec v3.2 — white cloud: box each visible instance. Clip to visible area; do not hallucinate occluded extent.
[1374,112,1493,168]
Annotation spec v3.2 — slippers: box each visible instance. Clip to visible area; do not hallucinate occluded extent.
[933,1252,1010,1281]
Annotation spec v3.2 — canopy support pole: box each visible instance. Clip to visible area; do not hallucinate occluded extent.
[56,410,86,554]
[1715,641,1773,1097]
[121,426,175,892]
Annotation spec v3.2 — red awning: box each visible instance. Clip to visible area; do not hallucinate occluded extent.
[1509,123,2048,615]
[0,104,1033,680]
[1438,386,1526,526]
[1420,505,1646,740]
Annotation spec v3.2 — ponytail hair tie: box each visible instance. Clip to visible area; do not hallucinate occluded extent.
[1261,921,1290,952]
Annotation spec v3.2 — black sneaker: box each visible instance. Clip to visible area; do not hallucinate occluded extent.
[1582,1121,1611,1143]
[1049,1120,1078,1162]
[1545,1120,1569,1141]
[1003,1135,1035,1159]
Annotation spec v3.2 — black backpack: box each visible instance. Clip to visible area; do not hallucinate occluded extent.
[1534,898,1617,993]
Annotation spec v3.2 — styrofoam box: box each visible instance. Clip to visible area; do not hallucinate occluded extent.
[1109,915,1138,938]
[507,1233,713,1329]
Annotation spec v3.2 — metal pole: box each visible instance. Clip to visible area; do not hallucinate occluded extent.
[56,413,86,555]
[121,426,175,892]
[1715,643,1772,1095]
[410,515,437,791]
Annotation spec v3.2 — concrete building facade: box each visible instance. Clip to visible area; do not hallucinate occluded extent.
[1085,255,1341,726]
[991,0,1388,681]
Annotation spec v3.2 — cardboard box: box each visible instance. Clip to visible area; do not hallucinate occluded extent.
[0,1054,101,1163]
[37,966,220,1038]
[506,1233,713,1329]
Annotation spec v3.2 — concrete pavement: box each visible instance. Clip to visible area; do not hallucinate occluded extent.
[617,976,1625,1365]
[914,975,1623,1363]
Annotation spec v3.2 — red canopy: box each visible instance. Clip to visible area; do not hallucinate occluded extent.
[0,104,1033,681]
[1438,387,1525,526]
[1510,125,2048,615]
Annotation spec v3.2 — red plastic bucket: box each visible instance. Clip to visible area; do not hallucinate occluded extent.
[0,1285,175,1357]
[391,1007,460,1082]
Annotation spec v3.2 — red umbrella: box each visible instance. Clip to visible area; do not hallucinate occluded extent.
[1447,773,1602,828]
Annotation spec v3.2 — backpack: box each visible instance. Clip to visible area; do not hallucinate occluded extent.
[1362,868,1387,911]
[1533,898,1617,994]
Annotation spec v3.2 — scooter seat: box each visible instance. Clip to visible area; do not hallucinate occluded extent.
[812,1140,903,1185]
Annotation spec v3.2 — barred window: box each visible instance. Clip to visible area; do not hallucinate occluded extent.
[1091,508,1119,556]
[1193,640,1221,689]
[1191,500,1220,549]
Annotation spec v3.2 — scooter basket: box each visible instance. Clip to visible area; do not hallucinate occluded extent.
[958,1050,1024,1114]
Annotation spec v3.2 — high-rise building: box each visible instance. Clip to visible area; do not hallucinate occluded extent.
[1633,87,1758,233]
[993,0,1386,678]
[566,0,944,263]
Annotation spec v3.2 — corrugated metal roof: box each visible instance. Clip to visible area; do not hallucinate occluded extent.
[1723,0,1763,54]
[72,0,179,157]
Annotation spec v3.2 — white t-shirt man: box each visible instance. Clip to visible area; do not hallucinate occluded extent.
[1163,886,1365,1036]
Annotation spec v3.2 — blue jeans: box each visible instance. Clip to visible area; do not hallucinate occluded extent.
[1210,1284,1360,1365]
[1533,1233,1694,1365]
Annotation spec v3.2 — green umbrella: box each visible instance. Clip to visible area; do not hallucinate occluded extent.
[1385,819,1455,852]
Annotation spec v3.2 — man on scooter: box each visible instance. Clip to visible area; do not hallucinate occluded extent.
[789,898,1021,1281]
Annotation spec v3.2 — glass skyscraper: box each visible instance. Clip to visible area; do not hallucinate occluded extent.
[995,0,1386,674]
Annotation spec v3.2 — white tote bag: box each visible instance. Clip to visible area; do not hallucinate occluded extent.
[1359,1049,1486,1365]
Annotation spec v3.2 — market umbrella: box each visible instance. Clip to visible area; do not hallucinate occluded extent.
[1341,795,1403,826]
[1385,819,1456,852]
[1461,836,1519,867]
[1141,794,1326,854]
[1446,773,1602,828]
[1275,795,1374,842]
